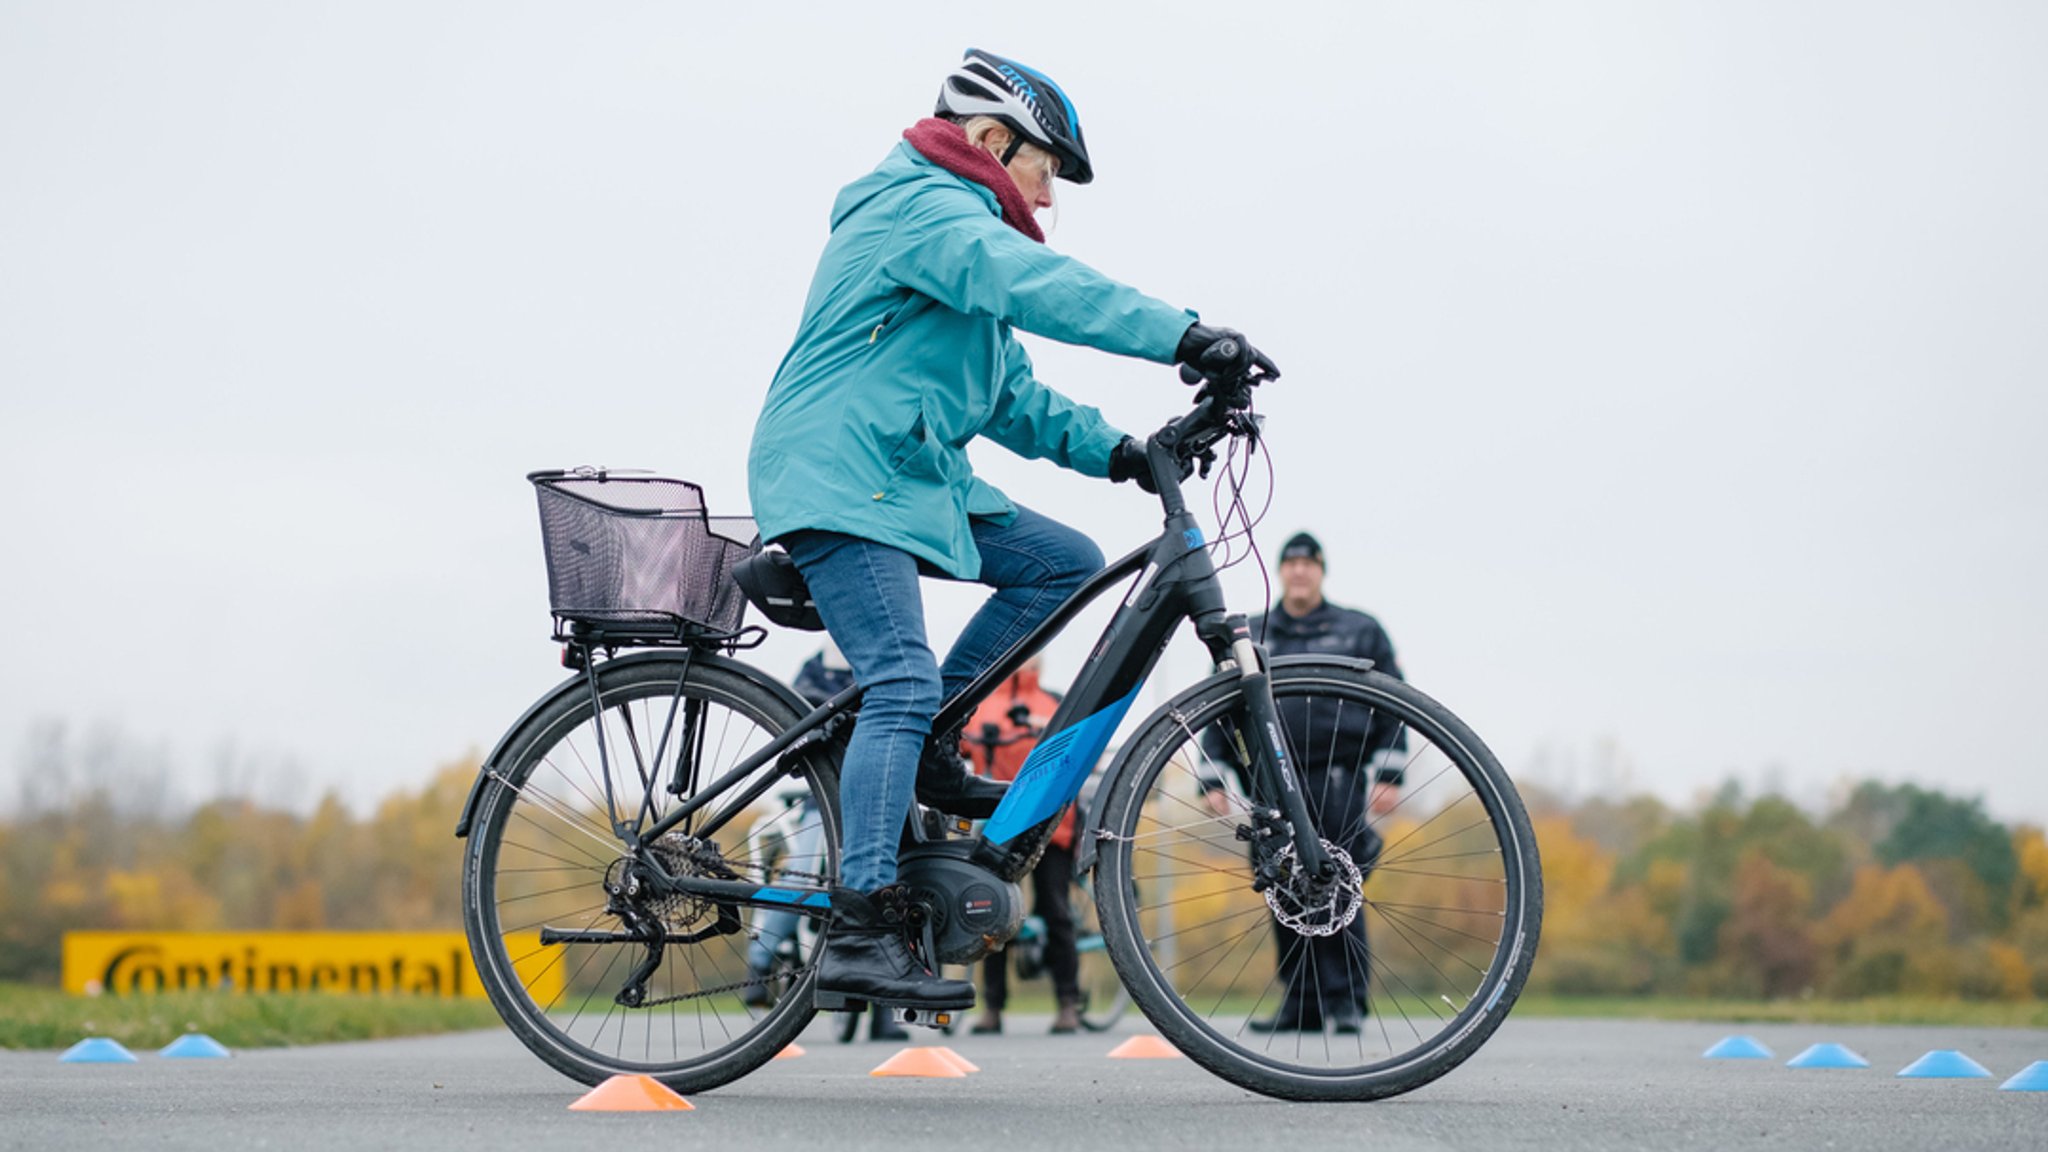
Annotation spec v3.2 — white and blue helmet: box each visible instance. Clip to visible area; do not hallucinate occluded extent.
[935,48,1094,184]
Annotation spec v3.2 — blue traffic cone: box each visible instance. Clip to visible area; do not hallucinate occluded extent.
[1787,1042,1869,1069]
[1897,1050,1993,1079]
[159,1033,232,1059]
[1998,1061,2048,1091]
[1703,1035,1773,1059]
[59,1038,139,1063]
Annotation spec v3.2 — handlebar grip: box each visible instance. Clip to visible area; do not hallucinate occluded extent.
[1181,338,1246,386]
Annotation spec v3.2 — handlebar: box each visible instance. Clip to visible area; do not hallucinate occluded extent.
[1140,358,1269,497]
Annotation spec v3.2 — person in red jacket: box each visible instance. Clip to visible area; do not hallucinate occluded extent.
[960,659,1084,1034]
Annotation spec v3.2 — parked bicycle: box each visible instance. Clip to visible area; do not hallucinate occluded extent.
[457,356,1542,1101]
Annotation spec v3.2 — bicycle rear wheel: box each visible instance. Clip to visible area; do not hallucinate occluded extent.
[1093,660,1541,1100]
[462,653,839,1091]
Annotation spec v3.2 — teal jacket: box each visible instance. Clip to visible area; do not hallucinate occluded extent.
[747,141,1196,579]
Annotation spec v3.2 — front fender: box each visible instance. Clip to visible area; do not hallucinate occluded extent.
[1073,654,1377,875]
[453,650,813,838]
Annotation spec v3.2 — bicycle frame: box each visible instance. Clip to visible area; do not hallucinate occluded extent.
[599,423,1331,922]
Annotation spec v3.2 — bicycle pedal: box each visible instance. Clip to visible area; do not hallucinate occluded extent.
[891,1007,955,1030]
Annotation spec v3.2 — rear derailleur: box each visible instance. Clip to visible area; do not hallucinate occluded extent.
[603,833,746,1008]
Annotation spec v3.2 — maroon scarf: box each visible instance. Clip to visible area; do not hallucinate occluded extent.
[902,118,1045,244]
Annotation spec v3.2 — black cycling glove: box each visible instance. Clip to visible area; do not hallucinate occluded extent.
[1176,322,1280,382]
[1109,435,1193,495]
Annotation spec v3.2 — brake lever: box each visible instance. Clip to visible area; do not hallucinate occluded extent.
[1240,411,1265,456]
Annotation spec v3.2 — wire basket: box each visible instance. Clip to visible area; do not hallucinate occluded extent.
[529,469,760,642]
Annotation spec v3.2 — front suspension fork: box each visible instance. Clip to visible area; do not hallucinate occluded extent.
[1217,617,1335,883]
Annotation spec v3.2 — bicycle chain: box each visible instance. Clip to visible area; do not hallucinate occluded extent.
[631,965,814,1009]
[745,864,833,886]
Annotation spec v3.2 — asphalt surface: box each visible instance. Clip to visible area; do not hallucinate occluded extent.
[5,1015,2045,1151]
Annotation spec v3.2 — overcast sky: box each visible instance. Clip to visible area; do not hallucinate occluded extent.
[3,2,2043,821]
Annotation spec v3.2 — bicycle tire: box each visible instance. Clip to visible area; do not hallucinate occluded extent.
[462,654,839,1092]
[1093,660,1541,1101]
[1073,881,1130,1032]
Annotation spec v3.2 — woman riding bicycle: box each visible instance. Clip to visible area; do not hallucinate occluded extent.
[747,48,1275,1015]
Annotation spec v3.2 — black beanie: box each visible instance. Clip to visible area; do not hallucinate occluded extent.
[1279,532,1324,568]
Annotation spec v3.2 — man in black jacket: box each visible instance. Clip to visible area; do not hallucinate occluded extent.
[1202,532,1405,1034]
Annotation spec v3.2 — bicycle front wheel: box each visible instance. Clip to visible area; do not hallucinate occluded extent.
[1072,878,1130,1032]
[1093,660,1541,1101]
[462,653,839,1092]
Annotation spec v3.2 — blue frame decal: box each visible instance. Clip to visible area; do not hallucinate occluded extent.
[752,887,832,908]
[983,682,1143,844]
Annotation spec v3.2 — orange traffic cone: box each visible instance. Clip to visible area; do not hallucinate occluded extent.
[1108,1035,1181,1059]
[870,1047,969,1078]
[568,1074,696,1111]
[930,1046,979,1073]
[773,1042,807,1061]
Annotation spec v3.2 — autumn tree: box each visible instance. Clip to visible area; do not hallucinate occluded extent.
[1714,850,1816,998]
[1813,864,1952,997]
[1528,816,1670,993]
[1830,782,2017,933]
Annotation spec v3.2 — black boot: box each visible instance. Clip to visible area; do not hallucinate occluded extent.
[916,729,1009,819]
[1248,1002,1322,1033]
[1050,996,1083,1035]
[813,885,976,1012]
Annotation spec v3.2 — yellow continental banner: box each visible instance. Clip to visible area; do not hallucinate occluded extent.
[61,931,560,1001]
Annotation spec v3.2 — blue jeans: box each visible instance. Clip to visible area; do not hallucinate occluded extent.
[746,799,826,973]
[782,505,1103,891]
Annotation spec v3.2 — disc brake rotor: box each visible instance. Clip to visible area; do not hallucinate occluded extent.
[1263,842,1364,937]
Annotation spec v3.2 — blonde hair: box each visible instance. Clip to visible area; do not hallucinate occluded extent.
[958,115,1060,216]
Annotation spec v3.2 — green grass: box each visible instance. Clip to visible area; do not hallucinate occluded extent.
[10,980,2040,1051]
[0,982,506,1051]
[1513,995,2048,1028]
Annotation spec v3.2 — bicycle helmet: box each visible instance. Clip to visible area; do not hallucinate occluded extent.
[935,47,1094,185]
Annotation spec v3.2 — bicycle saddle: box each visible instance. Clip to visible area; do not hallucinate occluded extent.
[733,549,826,631]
